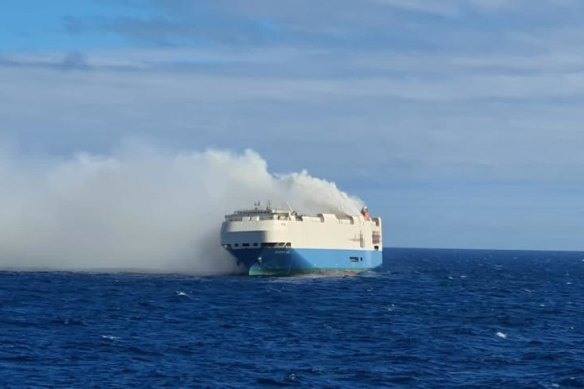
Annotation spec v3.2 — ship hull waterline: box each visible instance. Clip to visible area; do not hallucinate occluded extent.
[228,248,383,276]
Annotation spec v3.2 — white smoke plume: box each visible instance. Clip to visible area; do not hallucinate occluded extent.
[0,146,364,275]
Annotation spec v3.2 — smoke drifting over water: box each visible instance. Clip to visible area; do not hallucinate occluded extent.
[0,147,363,275]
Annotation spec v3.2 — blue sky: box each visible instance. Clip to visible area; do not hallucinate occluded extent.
[1,0,584,250]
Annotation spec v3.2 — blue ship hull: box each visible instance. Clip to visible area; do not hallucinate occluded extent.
[228,248,383,276]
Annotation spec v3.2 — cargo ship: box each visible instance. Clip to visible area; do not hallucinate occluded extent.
[220,203,383,276]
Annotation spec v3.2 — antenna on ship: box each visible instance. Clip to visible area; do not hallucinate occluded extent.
[286,201,297,216]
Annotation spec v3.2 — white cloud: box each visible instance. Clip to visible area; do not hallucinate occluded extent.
[370,0,577,15]
[368,0,461,16]
[2,44,584,175]
[3,0,584,250]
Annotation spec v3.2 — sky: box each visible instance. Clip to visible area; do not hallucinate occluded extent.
[1,0,584,251]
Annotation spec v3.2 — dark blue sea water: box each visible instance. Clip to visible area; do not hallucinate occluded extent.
[1,248,583,388]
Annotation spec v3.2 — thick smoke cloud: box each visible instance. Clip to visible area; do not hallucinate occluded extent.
[0,146,363,275]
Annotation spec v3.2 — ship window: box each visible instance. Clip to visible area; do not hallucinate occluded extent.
[253,243,258,247]
[374,245,379,251]
[350,256,359,263]
[234,244,239,247]
[285,243,291,248]
[242,243,250,247]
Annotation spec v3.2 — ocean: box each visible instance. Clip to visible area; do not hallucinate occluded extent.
[1,248,583,388]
